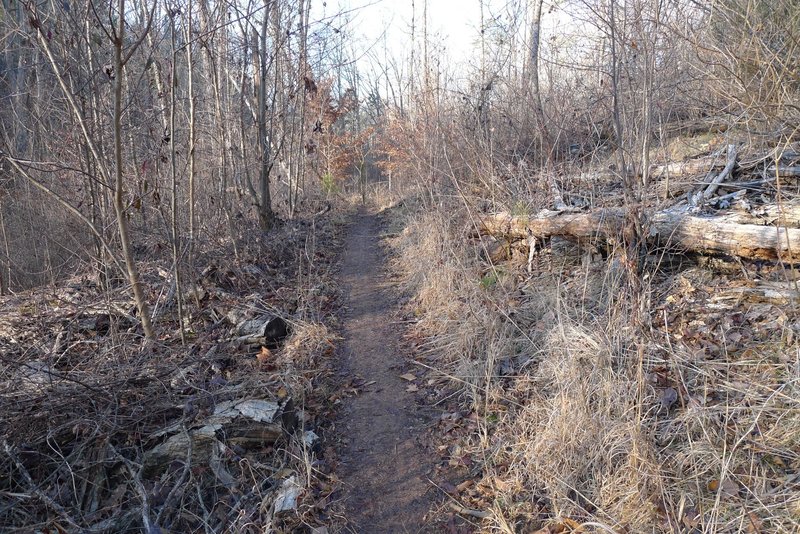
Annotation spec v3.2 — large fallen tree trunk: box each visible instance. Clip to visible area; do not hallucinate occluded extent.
[481,205,800,263]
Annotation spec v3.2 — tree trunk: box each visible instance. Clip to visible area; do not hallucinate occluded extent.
[112,0,154,339]
[255,3,275,231]
[169,11,186,344]
[185,3,197,262]
[528,0,548,151]
[480,206,800,263]
[26,0,154,337]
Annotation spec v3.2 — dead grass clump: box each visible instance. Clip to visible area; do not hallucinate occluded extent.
[280,321,339,370]
[392,206,518,399]
[512,317,663,531]
[396,209,468,334]
[391,188,800,532]
[391,201,666,530]
[652,341,800,532]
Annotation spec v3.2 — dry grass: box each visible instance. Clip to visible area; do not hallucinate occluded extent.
[390,196,800,533]
[280,321,339,371]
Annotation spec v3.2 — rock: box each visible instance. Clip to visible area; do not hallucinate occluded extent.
[303,430,319,447]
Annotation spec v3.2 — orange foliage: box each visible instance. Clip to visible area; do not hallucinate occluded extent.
[303,78,368,183]
[372,113,425,181]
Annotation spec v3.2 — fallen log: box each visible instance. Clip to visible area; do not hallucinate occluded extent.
[713,203,800,227]
[230,314,290,349]
[481,206,800,263]
[142,398,291,478]
[651,155,726,179]
[710,282,800,306]
[767,166,800,177]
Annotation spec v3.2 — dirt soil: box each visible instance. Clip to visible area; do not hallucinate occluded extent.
[334,210,436,533]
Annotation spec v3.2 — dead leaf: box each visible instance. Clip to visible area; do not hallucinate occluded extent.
[721,478,739,497]
[708,477,739,498]
[682,507,700,528]
[660,387,678,410]
[257,346,272,365]
[456,479,474,492]
[533,518,584,533]
[440,481,457,494]
[746,512,762,533]
[406,384,419,392]
[491,476,510,492]
[399,373,417,381]
[725,331,742,344]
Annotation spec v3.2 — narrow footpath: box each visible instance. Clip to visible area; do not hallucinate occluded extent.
[335,211,434,533]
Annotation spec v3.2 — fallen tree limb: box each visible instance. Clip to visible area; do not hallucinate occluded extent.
[700,144,737,201]
[713,203,800,227]
[448,502,491,519]
[710,282,800,306]
[651,154,726,179]
[767,166,800,177]
[577,155,727,190]
[481,206,800,263]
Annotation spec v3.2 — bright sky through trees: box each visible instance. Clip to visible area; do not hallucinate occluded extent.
[313,0,484,65]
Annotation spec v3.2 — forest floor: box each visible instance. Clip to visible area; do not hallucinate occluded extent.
[333,209,437,533]
[0,212,349,533]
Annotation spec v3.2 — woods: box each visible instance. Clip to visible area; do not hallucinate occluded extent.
[0,0,367,298]
[2,0,800,532]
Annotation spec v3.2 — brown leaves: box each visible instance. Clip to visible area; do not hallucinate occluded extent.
[659,386,678,411]
[707,477,739,498]
[682,507,701,529]
[532,518,584,533]
[256,346,272,367]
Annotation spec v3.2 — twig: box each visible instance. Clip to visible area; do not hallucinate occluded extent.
[195,483,215,534]
[766,165,800,177]
[702,144,738,201]
[448,501,491,519]
[154,424,192,527]
[109,443,156,532]
[2,441,82,531]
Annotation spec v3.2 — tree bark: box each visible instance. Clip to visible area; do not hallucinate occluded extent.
[528,0,549,150]
[169,10,186,344]
[481,206,800,263]
[112,0,154,339]
[185,3,197,261]
[255,2,275,231]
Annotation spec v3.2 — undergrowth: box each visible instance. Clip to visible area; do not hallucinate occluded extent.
[390,195,800,533]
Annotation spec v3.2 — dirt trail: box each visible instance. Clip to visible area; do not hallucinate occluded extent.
[335,211,435,533]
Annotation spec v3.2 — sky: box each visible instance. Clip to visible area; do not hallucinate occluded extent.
[307,0,583,94]
[312,0,486,66]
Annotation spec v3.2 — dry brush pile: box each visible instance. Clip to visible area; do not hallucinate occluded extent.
[0,213,345,533]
